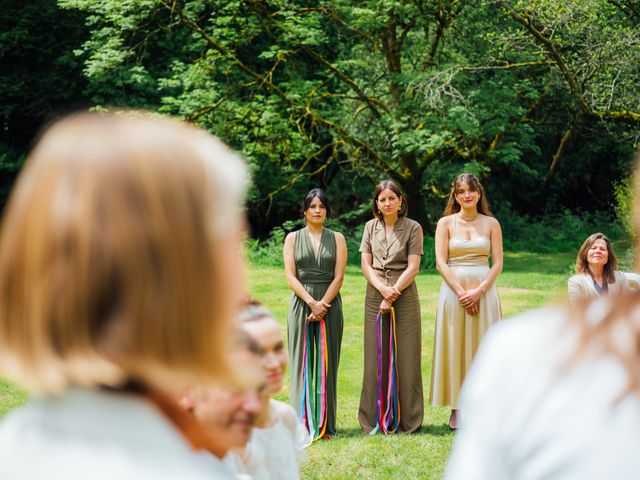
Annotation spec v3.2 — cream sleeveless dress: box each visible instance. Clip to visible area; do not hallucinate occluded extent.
[429,215,502,408]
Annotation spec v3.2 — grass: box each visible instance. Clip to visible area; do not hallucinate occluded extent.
[0,250,575,479]
[249,250,574,479]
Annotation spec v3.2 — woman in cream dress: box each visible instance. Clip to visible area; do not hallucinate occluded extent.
[430,173,503,429]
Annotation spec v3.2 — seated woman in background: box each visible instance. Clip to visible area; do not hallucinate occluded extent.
[236,299,305,480]
[568,232,629,303]
[0,111,248,480]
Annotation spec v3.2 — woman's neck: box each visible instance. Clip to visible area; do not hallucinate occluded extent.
[306,222,323,235]
[254,397,275,428]
[383,213,399,227]
[589,264,605,283]
[458,207,478,221]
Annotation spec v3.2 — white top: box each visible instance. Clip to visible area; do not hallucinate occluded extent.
[226,400,303,480]
[567,270,629,303]
[0,387,234,480]
[446,303,640,480]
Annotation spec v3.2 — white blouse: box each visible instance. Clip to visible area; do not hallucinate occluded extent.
[0,387,234,480]
[445,303,640,480]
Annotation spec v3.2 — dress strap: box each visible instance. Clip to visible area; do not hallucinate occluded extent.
[452,215,457,238]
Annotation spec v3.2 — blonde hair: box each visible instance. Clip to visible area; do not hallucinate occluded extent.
[0,111,248,393]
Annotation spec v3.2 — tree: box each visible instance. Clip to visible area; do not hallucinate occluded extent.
[58,0,640,231]
[0,0,89,207]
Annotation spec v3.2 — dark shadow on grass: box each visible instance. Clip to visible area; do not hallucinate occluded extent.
[331,427,366,439]
[418,423,455,436]
[331,424,453,439]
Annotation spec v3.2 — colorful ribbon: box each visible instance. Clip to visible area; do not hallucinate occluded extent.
[370,307,400,435]
[298,316,328,445]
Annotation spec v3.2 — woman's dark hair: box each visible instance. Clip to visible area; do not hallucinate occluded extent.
[444,173,492,216]
[301,188,331,218]
[372,180,408,220]
[575,232,618,284]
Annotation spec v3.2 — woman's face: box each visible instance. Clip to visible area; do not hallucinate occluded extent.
[376,188,402,218]
[242,317,287,395]
[587,239,609,268]
[304,196,327,226]
[454,181,480,210]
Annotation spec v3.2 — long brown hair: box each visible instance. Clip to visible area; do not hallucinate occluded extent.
[575,233,618,284]
[372,179,408,220]
[443,173,492,216]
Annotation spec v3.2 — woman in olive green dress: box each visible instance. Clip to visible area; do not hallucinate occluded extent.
[359,180,424,434]
[284,189,347,439]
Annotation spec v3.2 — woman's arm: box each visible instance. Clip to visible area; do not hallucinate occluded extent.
[435,217,465,296]
[393,254,421,292]
[459,217,503,306]
[361,252,399,302]
[284,232,327,318]
[320,232,347,305]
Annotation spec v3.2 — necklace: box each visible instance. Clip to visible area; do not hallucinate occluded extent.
[458,212,479,222]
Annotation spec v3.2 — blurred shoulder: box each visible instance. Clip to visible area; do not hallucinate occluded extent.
[271,399,298,432]
[483,214,500,227]
[437,215,455,228]
[477,306,570,360]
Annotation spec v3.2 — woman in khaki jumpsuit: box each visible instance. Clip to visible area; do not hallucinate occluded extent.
[358,180,424,434]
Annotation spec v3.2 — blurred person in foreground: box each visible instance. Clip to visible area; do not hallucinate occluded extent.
[236,299,305,480]
[568,232,629,303]
[445,161,640,479]
[0,111,248,479]
[177,329,264,476]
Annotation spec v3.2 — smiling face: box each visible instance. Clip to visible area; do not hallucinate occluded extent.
[587,239,609,268]
[304,196,327,226]
[242,317,287,395]
[376,188,402,218]
[454,181,480,210]
[192,384,261,450]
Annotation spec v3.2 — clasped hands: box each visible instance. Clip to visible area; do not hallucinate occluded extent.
[307,299,331,322]
[379,285,401,314]
[458,287,482,316]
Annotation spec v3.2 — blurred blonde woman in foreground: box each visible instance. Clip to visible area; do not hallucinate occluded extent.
[0,112,248,479]
[446,158,640,479]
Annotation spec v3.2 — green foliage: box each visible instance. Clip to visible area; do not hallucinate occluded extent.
[497,207,625,254]
[0,0,89,206]
[614,175,635,240]
[4,0,640,230]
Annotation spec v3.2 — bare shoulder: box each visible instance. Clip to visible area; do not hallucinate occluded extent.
[436,215,454,229]
[284,230,298,244]
[484,215,501,233]
[333,230,346,243]
[483,215,500,227]
[271,400,298,433]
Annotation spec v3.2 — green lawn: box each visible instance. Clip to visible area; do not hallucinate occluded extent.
[0,250,574,479]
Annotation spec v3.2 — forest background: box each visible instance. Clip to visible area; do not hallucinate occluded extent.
[2,0,640,259]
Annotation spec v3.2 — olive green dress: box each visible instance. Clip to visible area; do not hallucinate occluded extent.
[358,217,424,433]
[287,227,343,436]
